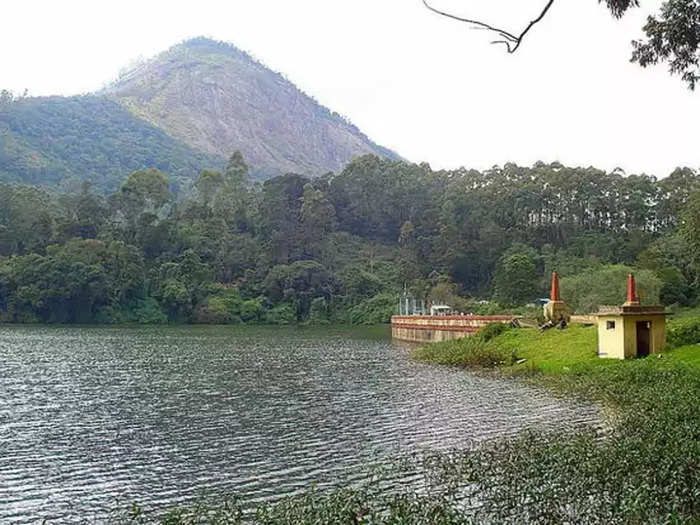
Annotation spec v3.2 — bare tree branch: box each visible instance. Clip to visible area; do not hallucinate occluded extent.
[423,0,557,53]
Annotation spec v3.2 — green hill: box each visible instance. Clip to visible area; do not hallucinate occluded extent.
[0,95,223,194]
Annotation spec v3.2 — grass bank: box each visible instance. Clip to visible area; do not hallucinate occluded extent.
[115,323,699,524]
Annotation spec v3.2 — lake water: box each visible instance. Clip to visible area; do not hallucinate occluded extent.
[0,325,600,523]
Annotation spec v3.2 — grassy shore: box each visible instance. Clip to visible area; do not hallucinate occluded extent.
[415,322,700,373]
[117,323,699,524]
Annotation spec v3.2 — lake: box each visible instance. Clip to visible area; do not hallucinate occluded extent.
[0,325,600,523]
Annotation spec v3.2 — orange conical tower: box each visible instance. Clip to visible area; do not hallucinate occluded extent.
[624,273,640,306]
[550,271,561,302]
[544,271,570,323]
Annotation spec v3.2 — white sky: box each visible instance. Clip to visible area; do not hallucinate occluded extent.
[1,0,698,177]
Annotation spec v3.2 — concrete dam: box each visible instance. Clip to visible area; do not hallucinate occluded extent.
[391,314,516,343]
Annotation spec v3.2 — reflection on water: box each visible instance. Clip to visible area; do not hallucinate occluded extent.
[0,325,600,523]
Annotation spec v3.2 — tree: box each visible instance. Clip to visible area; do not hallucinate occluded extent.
[423,0,700,89]
[212,152,252,232]
[300,183,336,258]
[224,151,249,189]
[264,260,338,321]
[0,184,55,255]
[153,249,212,321]
[195,169,224,207]
[492,244,539,305]
[631,0,700,89]
[259,173,308,263]
[0,249,109,323]
[54,181,108,242]
[561,265,662,312]
[0,89,14,109]
[680,188,700,282]
[113,169,172,243]
[120,168,172,213]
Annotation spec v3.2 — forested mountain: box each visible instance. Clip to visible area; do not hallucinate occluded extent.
[0,154,698,325]
[0,37,398,192]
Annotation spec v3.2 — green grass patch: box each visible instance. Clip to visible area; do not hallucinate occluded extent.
[416,322,700,375]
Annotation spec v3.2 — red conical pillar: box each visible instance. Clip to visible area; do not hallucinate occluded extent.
[625,273,640,306]
[550,271,561,302]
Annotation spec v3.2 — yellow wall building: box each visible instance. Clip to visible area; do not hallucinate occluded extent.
[595,274,669,360]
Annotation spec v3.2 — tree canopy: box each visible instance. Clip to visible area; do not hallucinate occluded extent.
[0,152,698,325]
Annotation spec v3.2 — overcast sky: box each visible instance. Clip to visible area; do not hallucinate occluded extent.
[1,0,698,177]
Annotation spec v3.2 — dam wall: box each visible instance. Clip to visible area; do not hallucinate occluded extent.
[391,315,516,344]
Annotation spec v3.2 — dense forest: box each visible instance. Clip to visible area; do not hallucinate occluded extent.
[0,152,698,325]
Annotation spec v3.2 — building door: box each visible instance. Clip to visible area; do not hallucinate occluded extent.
[636,321,651,358]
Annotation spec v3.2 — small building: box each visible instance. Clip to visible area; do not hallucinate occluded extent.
[595,274,669,359]
[430,304,454,316]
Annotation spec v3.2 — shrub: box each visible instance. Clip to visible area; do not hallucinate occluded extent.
[239,299,264,323]
[308,297,330,324]
[95,297,167,324]
[194,295,240,324]
[265,302,296,325]
[476,322,510,342]
[667,318,700,347]
[348,292,396,325]
[131,297,168,324]
[194,289,264,324]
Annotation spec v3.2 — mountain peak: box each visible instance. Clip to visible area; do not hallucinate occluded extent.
[177,36,246,55]
[106,37,398,179]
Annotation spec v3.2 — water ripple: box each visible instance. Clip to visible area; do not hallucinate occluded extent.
[0,325,602,523]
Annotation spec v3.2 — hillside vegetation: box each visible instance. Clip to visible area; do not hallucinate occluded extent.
[0,95,222,194]
[1,155,699,326]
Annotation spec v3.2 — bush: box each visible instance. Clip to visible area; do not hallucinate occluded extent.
[194,295,240,324]
[668,318,700,347]
[239,299,264,323]
[348,292,396,325]
[476,322,510,342]
[132,297,168,324]
[95,297,167,324]
[461,300,505,316]
[265,302,296,325]
[308,297,330,324]
[194,289,264,325]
